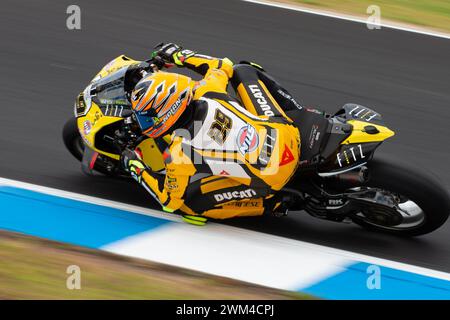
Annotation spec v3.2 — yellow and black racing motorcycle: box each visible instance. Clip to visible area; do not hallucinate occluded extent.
[63,55,450,236]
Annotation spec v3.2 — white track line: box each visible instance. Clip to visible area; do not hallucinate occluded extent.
[104,224,351,290]
[2,176,450,283]
[0,177,181,223]
[243,0,450,40]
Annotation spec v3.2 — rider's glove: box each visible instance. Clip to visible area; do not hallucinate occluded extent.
[154,43,195,67]
[120,149,146,183]
[162,203,207,226]
[182,214,208,226]
[156,43,181,60]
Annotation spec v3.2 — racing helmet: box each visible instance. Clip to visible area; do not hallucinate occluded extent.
[131,71,193,138]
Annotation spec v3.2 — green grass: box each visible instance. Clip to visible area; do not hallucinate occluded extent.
[292,0,450,33]
[0,231,311,299]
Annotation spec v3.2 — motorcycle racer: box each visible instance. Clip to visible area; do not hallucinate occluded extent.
[121,43,301,224]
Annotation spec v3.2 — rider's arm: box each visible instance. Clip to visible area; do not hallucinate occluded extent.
[173,50,233,78]
[138,137,196,212]
[139,170,188,212]
[179,50,234,98]
[157,43,234,96]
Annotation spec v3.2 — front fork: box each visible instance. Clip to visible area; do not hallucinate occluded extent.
[81,146,99,175]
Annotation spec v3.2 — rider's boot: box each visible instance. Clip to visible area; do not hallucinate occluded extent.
[265,194,295,217]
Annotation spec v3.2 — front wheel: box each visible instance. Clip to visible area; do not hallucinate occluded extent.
[62,117,121,176]
[350,157,450,236]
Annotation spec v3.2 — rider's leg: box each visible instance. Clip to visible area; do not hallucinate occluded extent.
[178,176,267,219]
[230,64,302,218]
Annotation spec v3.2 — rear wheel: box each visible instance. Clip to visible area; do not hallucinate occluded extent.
[350,157,450,236]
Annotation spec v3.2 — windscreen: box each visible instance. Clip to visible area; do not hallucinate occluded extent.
[91,66,132,116]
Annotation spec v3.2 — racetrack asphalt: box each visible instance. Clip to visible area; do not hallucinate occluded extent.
[1,0,450,272]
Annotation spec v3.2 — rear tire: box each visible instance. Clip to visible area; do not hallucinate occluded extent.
[352,156,450,236]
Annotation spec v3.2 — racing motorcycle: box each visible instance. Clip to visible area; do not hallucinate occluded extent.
[63,54,450,236]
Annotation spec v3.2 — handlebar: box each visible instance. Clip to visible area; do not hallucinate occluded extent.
[145,49,175,72]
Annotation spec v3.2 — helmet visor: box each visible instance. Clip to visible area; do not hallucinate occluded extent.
[134,109,160,132]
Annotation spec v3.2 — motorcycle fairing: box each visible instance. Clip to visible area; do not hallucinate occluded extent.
[92,55,141,82]
[316,104,395,176]
[342,120,394,145]
[76,103,122,160]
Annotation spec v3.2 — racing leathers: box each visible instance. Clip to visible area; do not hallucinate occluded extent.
[127,48,301,219]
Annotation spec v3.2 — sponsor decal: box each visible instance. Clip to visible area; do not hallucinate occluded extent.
[306,108,323,115]
[214,189,257,202]
[328,199,344,206]
[83,120,92,135]
[219,170,230,176]
[208,109,232,145]
[237,124,259,155]
[336,144,365,167]
[280,144,295,166]
[308,124,321,150]
[258,130,276,165]
[224,200,261,208]
[276,89,302,110]
[248,84,275,117]
[165,176,178,191]
[92,111,102,126]
[161,95,182,122]
[103,105,124,117]
[180,49,195,59]
[349,105,379,122]
[75,94,86,116]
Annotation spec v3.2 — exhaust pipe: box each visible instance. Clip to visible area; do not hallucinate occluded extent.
[334,166,369,184]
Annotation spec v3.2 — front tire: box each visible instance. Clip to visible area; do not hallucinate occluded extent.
[62,117,117,176]
[62,116,84,161]
[351,156,450,236]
